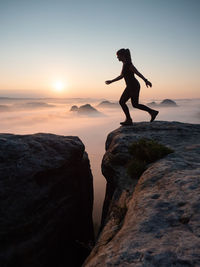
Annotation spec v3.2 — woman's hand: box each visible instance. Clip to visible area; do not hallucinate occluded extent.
[105,80,112,85]
[145,80,152,88]
[105,75,123,84]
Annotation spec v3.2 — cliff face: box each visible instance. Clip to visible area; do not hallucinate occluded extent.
[0,133,94,267]
[84,121,200,267]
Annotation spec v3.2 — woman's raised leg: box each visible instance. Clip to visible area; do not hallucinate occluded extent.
[130,88,159,122]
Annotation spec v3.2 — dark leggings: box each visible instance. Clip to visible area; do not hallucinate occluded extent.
[119,86,154,120]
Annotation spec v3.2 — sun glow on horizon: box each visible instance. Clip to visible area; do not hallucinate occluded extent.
[53,81,66,92]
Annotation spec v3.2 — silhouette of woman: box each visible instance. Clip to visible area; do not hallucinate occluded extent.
[105,48,158,125]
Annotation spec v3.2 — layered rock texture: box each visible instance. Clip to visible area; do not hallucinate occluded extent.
[0,133,94,267]
[84,121,200,267]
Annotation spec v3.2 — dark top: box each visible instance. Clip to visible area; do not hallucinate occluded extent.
[122,62,140,88]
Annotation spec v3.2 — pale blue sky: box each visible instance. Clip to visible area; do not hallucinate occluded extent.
[0,0,199,99]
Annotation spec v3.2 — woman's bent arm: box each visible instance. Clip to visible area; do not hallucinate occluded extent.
[105,74,123,84]
[130,65,152,87]
[130,65,146,81]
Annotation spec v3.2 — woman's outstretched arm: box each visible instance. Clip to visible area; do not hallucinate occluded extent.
[105,74,123,85]
[130,65,152,87]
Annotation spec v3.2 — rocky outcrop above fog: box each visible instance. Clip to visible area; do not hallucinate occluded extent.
[0,133,94,267]
[13,102,55,110]
[70,105,79,111]
[147,99,177,107]
[97,100,119,108]
[84,121,200,266]
[0,104,10,111]
[70,104,103,116]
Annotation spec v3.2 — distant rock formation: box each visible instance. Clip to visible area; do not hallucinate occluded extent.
[0,104,10,111]
[0,133,94,267]
[84,121,200,266]
[160,99,177,106]
[97,100,119,108]
[147,101,157,107]
[70,104,103,116]
[70,105,79,111]
[147,99,177,107]
[15,102,55,109]
[78,104,99,114]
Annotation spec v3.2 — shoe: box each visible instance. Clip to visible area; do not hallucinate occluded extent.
[120,119,133,126]
[150,110,159,122]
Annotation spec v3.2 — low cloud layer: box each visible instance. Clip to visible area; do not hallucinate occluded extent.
[0,97,199,225]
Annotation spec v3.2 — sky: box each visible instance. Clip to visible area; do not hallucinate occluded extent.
[0,0,199,99]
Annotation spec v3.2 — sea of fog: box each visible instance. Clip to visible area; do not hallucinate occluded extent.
[0,97,200,229]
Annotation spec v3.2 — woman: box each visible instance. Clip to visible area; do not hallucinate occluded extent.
[105,48,158,125]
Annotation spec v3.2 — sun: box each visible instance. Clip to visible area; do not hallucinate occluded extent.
[53,81,65,92]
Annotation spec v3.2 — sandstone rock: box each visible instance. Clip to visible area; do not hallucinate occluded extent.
[0,133,94,267]
[147,101,157,107]
[18,102,55,109]
[147,99,177,108]
[97,101,119,108]
[77,104,102,116]
[0,105,10,111]
[70,105,79,111]
[160,99,177,106]
[70,104,103,117]
[84,121,200,267]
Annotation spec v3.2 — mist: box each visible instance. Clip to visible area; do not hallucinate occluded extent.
[0,97,200,227]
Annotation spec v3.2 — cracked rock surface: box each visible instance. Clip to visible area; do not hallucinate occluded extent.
[84,121,200,267]
[0,133,94,267]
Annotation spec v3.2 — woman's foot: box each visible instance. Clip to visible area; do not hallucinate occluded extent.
[120,118,133,126]
[150,110,159,122]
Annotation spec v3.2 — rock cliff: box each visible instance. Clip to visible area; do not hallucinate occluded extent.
[0,133,94,267]
[84,121,200,267]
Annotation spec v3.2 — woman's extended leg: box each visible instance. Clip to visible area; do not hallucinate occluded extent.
[130,88,159,122]
[119,88,132,124]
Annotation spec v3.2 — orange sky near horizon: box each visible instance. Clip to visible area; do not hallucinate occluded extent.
[0,63,198,100]
[0,0,199,100]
